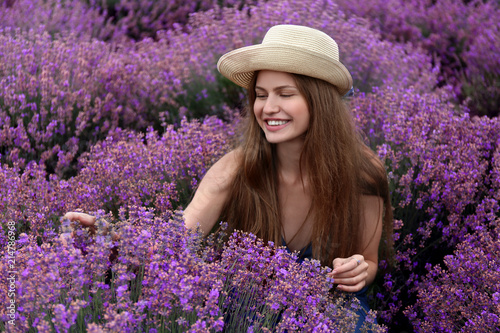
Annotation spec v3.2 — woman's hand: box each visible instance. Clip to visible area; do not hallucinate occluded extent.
[328,255,369,292]
[63,212,97,229]
[59,212,95,246]
[60,212,118,245]
[327,195,385,292]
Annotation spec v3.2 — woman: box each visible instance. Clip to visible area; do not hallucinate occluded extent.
[65,25,393,329]
[186,23,392,285]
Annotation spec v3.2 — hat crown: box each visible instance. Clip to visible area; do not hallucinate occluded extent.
[217,24,352,95]
[261,25,340,62]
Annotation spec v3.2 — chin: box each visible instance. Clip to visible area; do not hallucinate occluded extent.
[264,135,301,145]
[263,134,283,143]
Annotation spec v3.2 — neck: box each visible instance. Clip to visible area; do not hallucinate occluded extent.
[276,139,306,184]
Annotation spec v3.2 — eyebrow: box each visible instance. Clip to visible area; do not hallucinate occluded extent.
[255,85,298,91]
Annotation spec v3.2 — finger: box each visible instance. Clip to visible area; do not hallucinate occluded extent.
[332,259,359,275]
[333,266,363,279]
[336,279,366,293]
[62,212,82,222]
[333,267,368,284]
[62,212,75,221]
[332,257,348,269]
[338,255,365,271]
[334,262,369,281]
[63,212,96,227]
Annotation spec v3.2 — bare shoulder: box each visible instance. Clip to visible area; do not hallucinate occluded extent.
[183,149,242,234]
[202,148,242,191]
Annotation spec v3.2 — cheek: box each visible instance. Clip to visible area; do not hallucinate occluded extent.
[253,102,263,119]
[298,103,310,124]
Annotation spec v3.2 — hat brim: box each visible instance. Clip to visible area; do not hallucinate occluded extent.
[217,43,353,96]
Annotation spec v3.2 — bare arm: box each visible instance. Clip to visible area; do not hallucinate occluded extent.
[183,149,241,236]
[61,150,240,240]
[329,195,384,292]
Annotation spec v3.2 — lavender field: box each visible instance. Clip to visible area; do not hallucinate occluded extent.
[1,0,499,332]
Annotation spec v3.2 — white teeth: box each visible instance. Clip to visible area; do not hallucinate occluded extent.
[267,120,288,126]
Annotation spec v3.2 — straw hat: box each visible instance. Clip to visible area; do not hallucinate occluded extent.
[217,24,353,96]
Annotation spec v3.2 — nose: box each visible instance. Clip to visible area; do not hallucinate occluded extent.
[263,95,279,114]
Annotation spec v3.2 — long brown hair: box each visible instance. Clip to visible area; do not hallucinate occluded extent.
[221,72,393,267]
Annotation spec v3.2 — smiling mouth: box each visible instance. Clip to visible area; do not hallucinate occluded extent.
[266,120,289,126]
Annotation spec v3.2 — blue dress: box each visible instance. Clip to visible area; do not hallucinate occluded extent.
[283,241,373,332]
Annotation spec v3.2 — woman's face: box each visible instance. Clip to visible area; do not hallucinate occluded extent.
[253,70,310,145]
